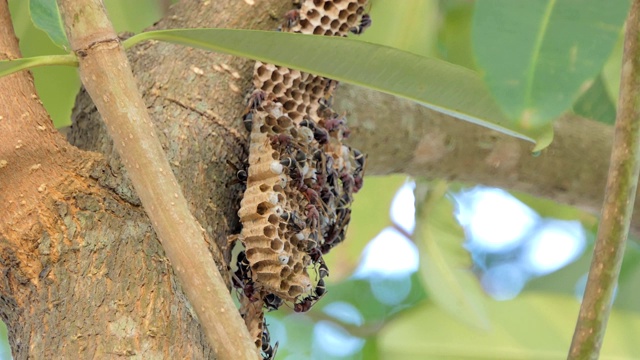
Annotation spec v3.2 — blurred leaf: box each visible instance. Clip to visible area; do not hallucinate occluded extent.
[524,241,593,296]
[609,242,640,312]
[0,55,77,78]
[0,322,8,360]
[361,337,380,360]
[320,275,427,324]
[437,0,477,70]
[510,190,598,230]
[9,0,80,127]
[602,33,624,105]
[104,0,164,33]
[329,175,406,279]
[414,180,490,329]
[380,293,640,359]
[124,29,555,150]
[359,0,439,57]
[525,238,640,313]
[472,0,629,128]
[277,313,315,358]
[28,0,69,49]
[572,75,617,125]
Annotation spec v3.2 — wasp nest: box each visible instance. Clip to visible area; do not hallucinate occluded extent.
[234,0,370,356]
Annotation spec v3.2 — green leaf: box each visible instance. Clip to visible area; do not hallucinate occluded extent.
[603,33,624,105]
[358,0,439,57]
[414,180,490,330]
[330,175,406,280]
[525,238,640,314]
[572,75,617,125]
[509,190,598,230]
[437,0,477,70]
[29,0,69,49]
[123,29,554,150]
[472,0,629,128]
[524,241,592,297]
[322,275,427,324]
[0,54,78,78]
[380,293,640,359]
[103,0,164,34]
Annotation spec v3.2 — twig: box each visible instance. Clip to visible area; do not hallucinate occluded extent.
[568,1,640,358]
[55,0,258,359]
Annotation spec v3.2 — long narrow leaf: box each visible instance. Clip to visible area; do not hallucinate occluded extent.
[414,180,490,330]
[0,55,77,77]
[124,29,554,150]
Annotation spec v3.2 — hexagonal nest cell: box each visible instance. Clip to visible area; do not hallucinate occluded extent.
[235,0,370,355]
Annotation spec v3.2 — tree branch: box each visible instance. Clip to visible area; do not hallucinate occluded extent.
[55,0,257,358]
[335,85,639,235]
[569,0,640,358]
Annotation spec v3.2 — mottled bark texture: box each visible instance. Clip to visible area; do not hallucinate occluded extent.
[0,0,292,358]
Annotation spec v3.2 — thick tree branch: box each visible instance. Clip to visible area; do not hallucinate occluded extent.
[56,0,257,358]
[569,1,640,358]
[335,85,635,234]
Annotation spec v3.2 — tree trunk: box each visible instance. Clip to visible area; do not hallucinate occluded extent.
[0,0,292,358]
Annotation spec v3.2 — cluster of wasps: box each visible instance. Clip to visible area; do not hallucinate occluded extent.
[231,1,371,358]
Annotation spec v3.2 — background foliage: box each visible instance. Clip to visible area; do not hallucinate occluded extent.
[5,0,639,359]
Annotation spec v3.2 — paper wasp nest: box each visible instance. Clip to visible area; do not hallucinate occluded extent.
[235,0,370,355]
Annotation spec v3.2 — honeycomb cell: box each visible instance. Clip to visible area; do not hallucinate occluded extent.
[239,1,369,342]
[271,71,283,83]
[271,238,284,251]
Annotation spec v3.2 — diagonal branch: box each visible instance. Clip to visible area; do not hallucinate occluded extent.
[55,0,257,358]
[569,0,640,358]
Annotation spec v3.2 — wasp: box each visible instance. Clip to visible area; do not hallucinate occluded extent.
[304,232,319,252]
[270,133,294,150]
[301,117,329,144]
[262,341,279,360]
[323,114,346,132]
[241,90,266,131]
[234,251,251,280]
[353,149,366,173]
[350,13,372,35]
[232,273,259,302]
[294,279,327,313]
[280,211,306,231]
[294,295,318,313]
[263,293,283,312]
[305,203,320,228]
[318,258,329,279]
[279,9,300,32]
[279,157,298,169]
[340,171,355,193]
[261,319,279,360]
[226,160,249,185]
[315,278,327,297]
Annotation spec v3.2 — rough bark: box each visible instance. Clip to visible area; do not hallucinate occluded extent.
[57,0,256,356]
[0,0,291,358]
[70,30,631,237]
